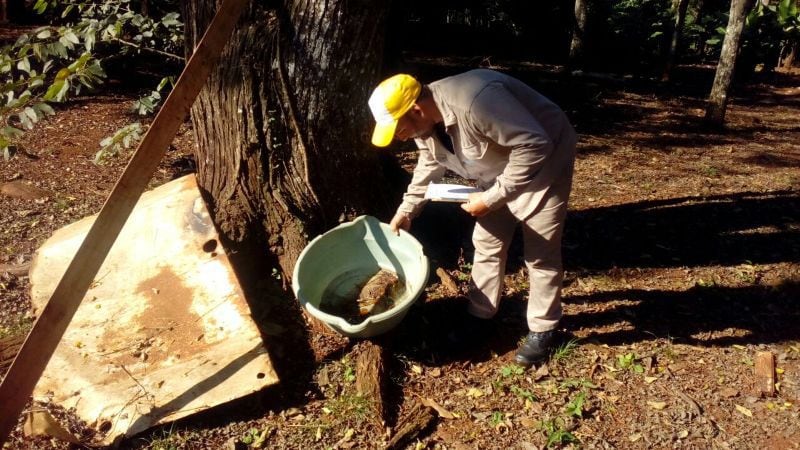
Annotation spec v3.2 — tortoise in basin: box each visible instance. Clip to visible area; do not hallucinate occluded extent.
[357,269,401,316]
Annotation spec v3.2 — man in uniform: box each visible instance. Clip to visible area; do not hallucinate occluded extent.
[368,69,576,367]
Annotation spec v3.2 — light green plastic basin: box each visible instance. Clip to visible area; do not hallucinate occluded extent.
[292,215,429,338]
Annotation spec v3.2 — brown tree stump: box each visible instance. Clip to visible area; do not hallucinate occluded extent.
[386,400,437,450]
[354,340,387,424]
[755,351,776,397]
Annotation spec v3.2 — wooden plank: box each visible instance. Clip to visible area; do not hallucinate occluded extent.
[0,0,249,442]
[755,351,776,397]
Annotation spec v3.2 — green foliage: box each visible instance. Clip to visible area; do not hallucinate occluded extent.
[740,0,800,72]
[94,122,142,163]
[604,0,674,67]
[499,364,524,378]
[539,417,578,448]
[241,427,271,448]
[558,378,597,391]
[132,76,174,116]
[564,391,587,418]
[1,0,183,160]
[33,0,184,58]
[616,352,645,373]
[692,0,799,72]
[489,411,505,427]
[341,357,356,383]
[0,24,105,157]
[509,385,537,402]
[325,394,371,423]
[551,338,580,363]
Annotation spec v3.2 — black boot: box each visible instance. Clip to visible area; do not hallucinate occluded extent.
[514,330,556,368]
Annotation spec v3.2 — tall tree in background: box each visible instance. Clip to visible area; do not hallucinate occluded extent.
[569,0,588,69]
[706,0,756,125]
[663,0,691,80]
[183,0,394,277]
[778,0,799,68]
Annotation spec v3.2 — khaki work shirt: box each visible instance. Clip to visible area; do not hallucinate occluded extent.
[397,69,577,221]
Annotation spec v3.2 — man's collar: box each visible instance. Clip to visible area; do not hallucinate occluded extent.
[429,82,457,128]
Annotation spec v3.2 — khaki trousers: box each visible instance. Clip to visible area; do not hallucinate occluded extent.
[466,167,573,332]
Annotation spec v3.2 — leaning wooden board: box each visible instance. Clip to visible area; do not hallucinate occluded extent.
[0,0,249,442]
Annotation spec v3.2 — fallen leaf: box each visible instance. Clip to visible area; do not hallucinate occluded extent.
[678,430,689,439]
[647,401,667,410]
[471,411,491,420]
[533,364,549,381]
[342,428,354,442]
[719,387,738,398]
[519,418,537,428]
[430,367,442,377]
[644,376,658,384]
[629,433,642,442]
[411,364,423,375]
[467,387,484,398]
[735,404,753,417]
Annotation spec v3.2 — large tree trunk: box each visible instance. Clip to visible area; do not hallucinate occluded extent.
[568,0,588,70]
[662,0,690,81]
[705,0,755,126]
[183,0,393,278]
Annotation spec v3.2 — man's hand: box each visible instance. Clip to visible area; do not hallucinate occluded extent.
[389,212,412,235]
[461,192,489,217]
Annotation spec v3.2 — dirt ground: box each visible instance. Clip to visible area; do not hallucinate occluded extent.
[1,61,799,449]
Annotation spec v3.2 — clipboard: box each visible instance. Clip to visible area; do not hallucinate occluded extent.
[424,183,481,203]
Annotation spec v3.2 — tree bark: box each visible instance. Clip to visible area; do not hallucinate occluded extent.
[662,0,690,81]
[568,0,588,70]
[387,400,437,450]
[705,0,755,126]
[183,0,394,279]
[354,340,387,424]
[780,40,797,68]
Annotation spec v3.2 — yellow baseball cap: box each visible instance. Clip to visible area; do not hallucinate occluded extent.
[368,74,421,147]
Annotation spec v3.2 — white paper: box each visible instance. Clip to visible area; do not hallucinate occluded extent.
[424,183,481,203]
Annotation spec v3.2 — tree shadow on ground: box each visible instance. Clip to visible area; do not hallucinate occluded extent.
[563,279,800,347]
[563,190,800,271]
[385,189,799,367]
[409,190,800,278]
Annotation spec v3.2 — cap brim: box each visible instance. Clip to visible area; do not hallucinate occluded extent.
[371,119,398,147]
